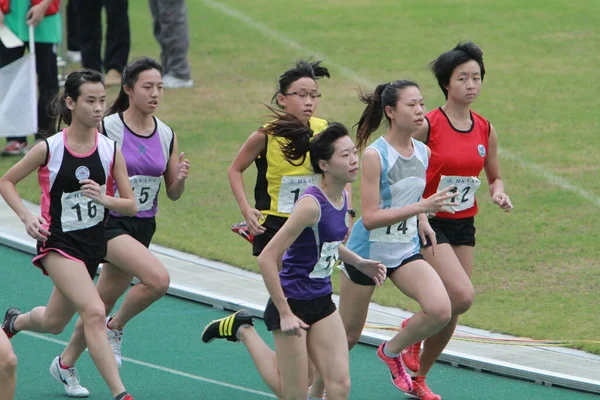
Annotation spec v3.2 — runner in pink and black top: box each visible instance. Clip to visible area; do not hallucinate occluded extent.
[53,58,190,397]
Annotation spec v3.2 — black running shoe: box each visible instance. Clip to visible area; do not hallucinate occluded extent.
[201,309,254,343]
[2,307,21,339]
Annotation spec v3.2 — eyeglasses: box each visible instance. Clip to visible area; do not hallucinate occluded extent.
[282,91,322,99]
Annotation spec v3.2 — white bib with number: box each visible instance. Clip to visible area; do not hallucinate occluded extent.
[437,175,481,212]
[115,175,162,211]
[309,241,342,279]
[277,174,320,214]
[130,175,162,211]
[61,189,106,232]
[368,215,417,243]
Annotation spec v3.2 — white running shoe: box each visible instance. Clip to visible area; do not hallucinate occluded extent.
[49,356,90,398]
[162,73,194,89]
[107,317,123,368]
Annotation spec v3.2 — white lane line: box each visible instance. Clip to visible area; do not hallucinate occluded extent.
[21,331,276,398]
[202,0,599,208]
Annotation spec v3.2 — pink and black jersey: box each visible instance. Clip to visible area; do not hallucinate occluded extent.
[37,130,116,264]
[102,113,174,218]
[279,186,349,300]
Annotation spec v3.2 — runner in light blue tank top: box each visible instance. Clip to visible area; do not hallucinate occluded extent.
[52,59,191,397]
[309,81,459,399]
[346,136,428,268]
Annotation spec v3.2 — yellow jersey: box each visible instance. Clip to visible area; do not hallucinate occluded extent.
[254,117,328,218]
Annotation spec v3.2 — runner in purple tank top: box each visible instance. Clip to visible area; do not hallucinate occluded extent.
[202,116,386,400]
[53,58,191,397]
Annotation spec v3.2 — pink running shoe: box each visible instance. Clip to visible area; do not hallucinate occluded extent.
[407,376,441,400]
[401,318,422,373]
[376,342,413,392]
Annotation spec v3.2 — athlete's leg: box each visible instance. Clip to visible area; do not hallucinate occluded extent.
[40,253,126,397]
[0,330,17,400]
[307,311,350,400]
[60,260,133,366]
[238,326,309,399]
[105,235,170,329]
[385,259,452,354]
[309,271,374,398]
[417,244,474,376]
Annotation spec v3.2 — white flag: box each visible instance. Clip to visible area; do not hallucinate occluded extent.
[0,27,37,138]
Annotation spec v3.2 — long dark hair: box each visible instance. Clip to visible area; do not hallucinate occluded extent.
[429,41,485,99]
[51,69,104,131]
[262,107,348,174]
[106,57,163,115]
[271,60,330,108]
[354,80,419,150]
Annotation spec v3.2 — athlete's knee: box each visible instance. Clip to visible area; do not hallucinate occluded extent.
[424,303,452,329]
[345,326,363,349]
[79,303,108,328]
[144,268,170,298]
[44,314,69,335]
[324,374,351,398]
[451,285,475,315]
[0,350,17,377]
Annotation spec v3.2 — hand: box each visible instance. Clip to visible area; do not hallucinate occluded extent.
[418,218,438,256]
[419,185,459,214]
[492,192,513,212]
[242,207,266,236]
[79,179,105,205]
[26,2,48,27]
[355,258,387,286]
[22,213,51,241]
[176,152,190,181]
[279,312,309,337]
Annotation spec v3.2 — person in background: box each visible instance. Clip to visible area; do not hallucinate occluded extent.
[0,0,61,155]
[72,0,130,86]
[148,0,193,89]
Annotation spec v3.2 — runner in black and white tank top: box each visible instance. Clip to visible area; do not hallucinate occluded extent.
[34,129,116,277]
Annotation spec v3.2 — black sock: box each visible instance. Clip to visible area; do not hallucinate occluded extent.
[114,392,129,400]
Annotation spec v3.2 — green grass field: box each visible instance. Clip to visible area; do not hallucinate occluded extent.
[1,0,598,353]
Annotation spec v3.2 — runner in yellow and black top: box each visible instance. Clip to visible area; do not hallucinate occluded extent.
[229,60,354,256]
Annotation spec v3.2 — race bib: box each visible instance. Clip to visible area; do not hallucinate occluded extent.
[116,175,162,212]
[437,175,481,212]
[61,188,106,232]
[277,174,320,214]
[369,216,417,243]
[309,241,342,279]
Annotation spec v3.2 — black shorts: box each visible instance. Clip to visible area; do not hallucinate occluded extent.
[104,216,157,248]
[263,293,337,332]
[342,253,424,286]
[252,215,287,257]
[33,244,101,279]
[422,216,476,248]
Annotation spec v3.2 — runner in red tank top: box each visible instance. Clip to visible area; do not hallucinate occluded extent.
[404,42,513,400]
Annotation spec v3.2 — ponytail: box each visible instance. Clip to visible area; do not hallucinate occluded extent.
[355,83,389,151]
[262,106,312,166]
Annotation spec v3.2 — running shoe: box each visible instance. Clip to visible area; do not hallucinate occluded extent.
[106,317,123,368]
[376,342,413,392]
[1,141,28,156]
[49,356,90,398]
[1,307,21,339]
[400,318,422,373]
[114,392,134,400]
[407,376,441,400]
[231,221,254,244]
[202,309,254,343]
